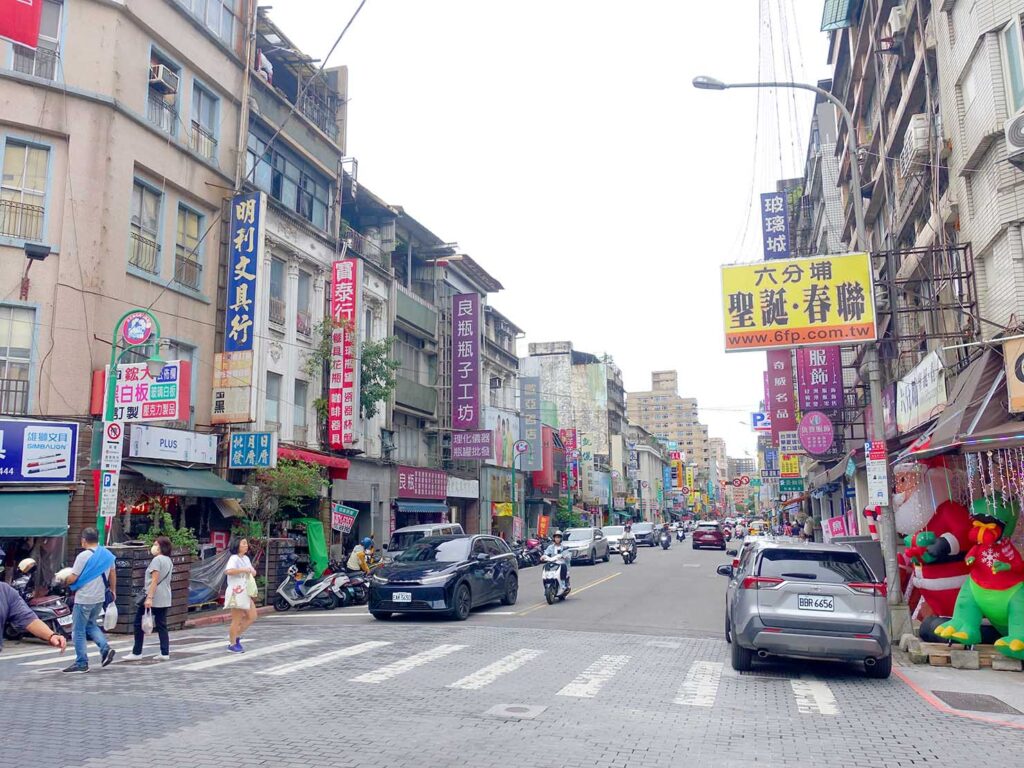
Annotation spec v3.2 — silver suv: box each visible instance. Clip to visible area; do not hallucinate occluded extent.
[717,540,891,678]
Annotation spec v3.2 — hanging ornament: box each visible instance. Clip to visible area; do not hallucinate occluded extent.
[966,453,979,502]
[997,449,1010,506]
[986,451,998,510]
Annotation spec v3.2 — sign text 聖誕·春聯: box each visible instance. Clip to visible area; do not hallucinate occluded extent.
[721,253,876,352]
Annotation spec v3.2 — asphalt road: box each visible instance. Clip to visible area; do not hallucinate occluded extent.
[2,536,1020,768]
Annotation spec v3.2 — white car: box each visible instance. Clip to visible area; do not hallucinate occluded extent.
[603,525,625,553]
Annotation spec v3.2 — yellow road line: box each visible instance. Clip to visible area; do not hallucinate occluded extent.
[516,571,622,616]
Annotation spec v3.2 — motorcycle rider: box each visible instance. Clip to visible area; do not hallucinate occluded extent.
[347,538,374,575]
[620,522,637,553]
[543,530,571,595]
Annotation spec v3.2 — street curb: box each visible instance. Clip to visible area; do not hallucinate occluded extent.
[892,668,1024,731]
[183,605,275,629]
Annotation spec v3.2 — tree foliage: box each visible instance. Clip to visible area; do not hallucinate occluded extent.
[361,336,400,419]
[256,459,322,515]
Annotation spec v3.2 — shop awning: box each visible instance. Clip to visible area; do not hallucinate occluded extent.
[0,491,70,537]
[278,446,350,479]
[394,500,448,514]
[124,463,244,499]
[905,349,1007,459]
[214,498,246,518]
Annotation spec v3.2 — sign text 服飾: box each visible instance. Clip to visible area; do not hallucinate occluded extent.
[796,347,842,411]
[721,253,876,351]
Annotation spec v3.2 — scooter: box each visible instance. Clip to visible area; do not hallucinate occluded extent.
[676,529,686,542]
[659,531,672,550]
[620,539,637,565]
[5,568,74,640]
[541,552,571,604]
[273,558,338,612]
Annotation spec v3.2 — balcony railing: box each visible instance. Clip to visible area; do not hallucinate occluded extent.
[268,296,286,326]
[296,309,313,336]
[0,199,44,241]
[146,92,177,135]
[13,45,58,80]
[299,90,340,141]
[189,121,218,160]
[341,222,387,267]
[0,378,29,415]
[174,254,202,290]
[129,231,159,273]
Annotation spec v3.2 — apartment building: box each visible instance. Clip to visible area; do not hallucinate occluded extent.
[0,0,247,541]
[626,370,711,475]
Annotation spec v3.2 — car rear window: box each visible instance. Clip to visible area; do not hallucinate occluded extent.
[697,524,720,531]
[757,549,873,583]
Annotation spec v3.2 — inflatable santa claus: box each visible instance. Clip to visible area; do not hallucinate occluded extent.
[892,458,973,626]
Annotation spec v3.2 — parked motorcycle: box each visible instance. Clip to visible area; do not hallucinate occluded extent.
[273,557,338,611]
[5,563,73,640]
[659,531,671,550]
[541,551,571,604]
[620,539,637,565]
[323,560,370,607]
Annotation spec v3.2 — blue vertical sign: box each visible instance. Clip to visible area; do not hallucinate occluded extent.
[662,465,672,493]
[225,192,262,352]
[760,191,791,260]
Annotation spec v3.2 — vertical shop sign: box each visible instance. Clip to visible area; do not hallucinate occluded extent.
[519,377,542,471]
[0,0,44,49]
[451,293,480,430]
[796,347,842,411]
[767,349,797,445]
[329,258,361,449]
[215,192,265,424]
[760,191,791,260]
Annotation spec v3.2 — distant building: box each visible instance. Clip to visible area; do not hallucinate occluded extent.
[626,370,710,475]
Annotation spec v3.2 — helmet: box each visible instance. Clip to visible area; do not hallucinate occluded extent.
[361,537,373,548]
[551,530,563,539]
[17,558,36,574]
[624,522,632,529]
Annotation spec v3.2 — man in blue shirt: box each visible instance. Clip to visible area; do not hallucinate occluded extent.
[0,581,67,654]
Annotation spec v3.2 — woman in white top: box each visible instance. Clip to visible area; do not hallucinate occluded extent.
[224,537,258,653]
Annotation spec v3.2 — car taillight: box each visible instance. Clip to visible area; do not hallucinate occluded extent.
[848,582,887,596]
[741,576,783,590]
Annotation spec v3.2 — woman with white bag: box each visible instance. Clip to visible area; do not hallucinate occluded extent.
[123,536,173,661]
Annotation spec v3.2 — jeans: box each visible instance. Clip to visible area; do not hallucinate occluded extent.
[72,602,109,668]
[132,604,169,656]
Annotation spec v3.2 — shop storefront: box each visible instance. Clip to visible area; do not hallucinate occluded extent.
[0,418,81,585]
[480,464,524,540]
[446,475,479,533]
[331,456,390,545]
[393,465,449,531]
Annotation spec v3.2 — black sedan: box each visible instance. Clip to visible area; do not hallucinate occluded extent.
[368,535,519,621]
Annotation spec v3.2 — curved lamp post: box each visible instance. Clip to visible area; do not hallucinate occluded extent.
[692,76,901,614]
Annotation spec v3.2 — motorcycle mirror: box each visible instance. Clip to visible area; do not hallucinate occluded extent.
[716,564,734,577]
[726,549,738,556]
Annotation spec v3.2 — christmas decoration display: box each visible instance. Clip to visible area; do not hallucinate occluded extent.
[935,487,1024,659]
[892,459,972,625]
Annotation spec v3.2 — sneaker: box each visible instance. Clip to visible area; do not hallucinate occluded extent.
[121,653,144,662]
[101,648,116,667]
[62,664,89,673]
[227,642,243,654]
[156,654,170,661]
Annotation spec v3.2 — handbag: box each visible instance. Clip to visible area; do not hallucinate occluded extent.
[135,564,172,606]
[141,608,155,634]
[245,573,259,598]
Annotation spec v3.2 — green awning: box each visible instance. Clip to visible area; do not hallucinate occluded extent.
[124,463,244,499]
[0,491,70,537]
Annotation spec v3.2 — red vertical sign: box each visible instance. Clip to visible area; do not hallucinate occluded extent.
[329,258,360,449]
[0,0,44,49]
[766,349,796,445]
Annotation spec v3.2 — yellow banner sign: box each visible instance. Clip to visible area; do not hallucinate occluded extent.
[721,253,876,351]
[780,453,800,478]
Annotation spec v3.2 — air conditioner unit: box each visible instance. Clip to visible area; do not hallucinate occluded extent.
[888,6,907,36]
[899,113,930,176]
[149,64,179,95]
[1005,106,1024,169]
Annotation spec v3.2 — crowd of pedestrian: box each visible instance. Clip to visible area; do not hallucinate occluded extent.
[1,532,261,667]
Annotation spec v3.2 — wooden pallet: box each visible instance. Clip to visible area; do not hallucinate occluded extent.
[918,642,1001,667]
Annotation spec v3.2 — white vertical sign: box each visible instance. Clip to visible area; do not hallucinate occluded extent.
[99,421,124,518]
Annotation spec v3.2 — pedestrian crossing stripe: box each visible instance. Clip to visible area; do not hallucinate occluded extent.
[257,641,392,677]
[790,677,839,716]
[674,661,723,707]
[176,639,318,671]
[351,643,466,684]
[448,648,544,690]
[556,654,631,698]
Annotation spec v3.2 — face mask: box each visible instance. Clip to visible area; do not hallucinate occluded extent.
[151,544,160,556]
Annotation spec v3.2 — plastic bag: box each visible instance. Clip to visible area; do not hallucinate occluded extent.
[246,573,259,598]
[102,603,118,631]
[141,608,155,634]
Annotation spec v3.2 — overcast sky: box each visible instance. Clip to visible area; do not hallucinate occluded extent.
[266,1,831,459]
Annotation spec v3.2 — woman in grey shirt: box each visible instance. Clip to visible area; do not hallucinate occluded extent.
[124,536,173,661]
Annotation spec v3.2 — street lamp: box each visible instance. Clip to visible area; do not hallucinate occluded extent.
[98,308,164,545]
[693,76,901,620]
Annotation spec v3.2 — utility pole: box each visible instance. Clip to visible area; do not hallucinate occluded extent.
[693,77,907,637]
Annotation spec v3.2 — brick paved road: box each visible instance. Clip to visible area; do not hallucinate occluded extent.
[3,543,1019,767]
